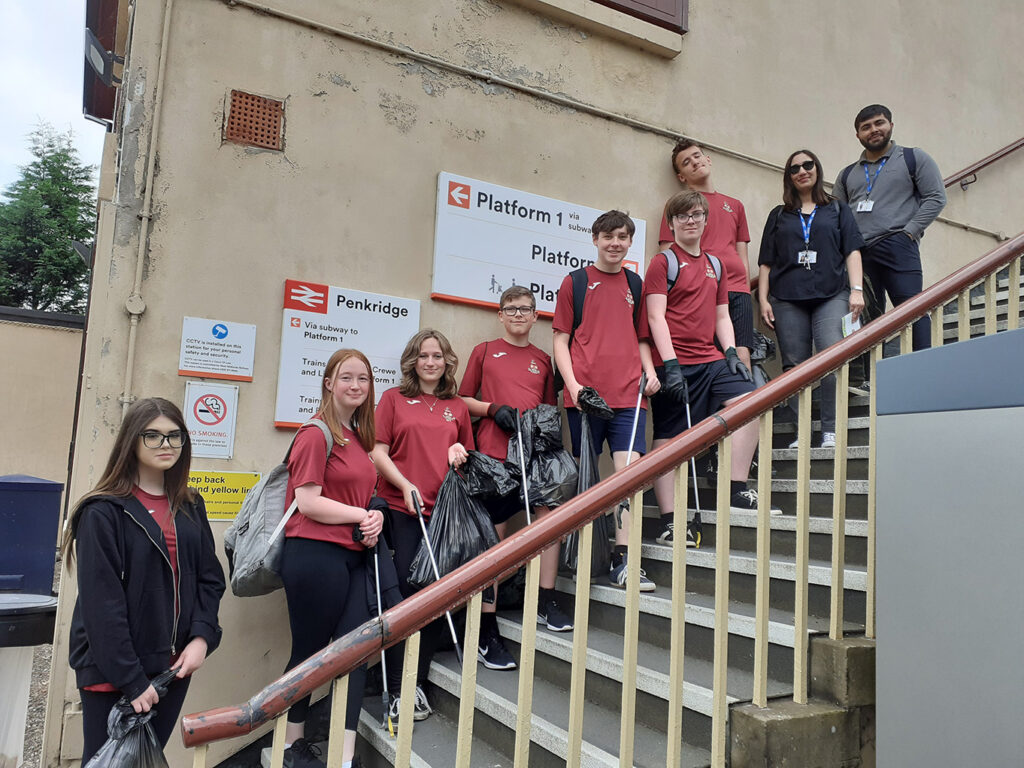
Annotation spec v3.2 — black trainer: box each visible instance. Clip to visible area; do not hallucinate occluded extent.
[478,631,517,670]
[282,738,326,768]
[385,684,432,726]
[538,599,573,632]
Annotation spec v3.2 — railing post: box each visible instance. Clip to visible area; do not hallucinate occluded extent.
[752,410,773,708]
[984,272,998,335]
[269,712,288,768]
[619,488,645,767]
[865,345,881,639]
[1009,257,1021,331]
[931,306,943,347]
[829,364,850,640]
[900,325,913,355]
[326,675,349,767]
[666,465,689,767]
[456,592,483,768]
[793,388,812,704]
[710,437,732,768]
[566,521,594,768]
[958,288,971,341]
[513,558,541,767]
[191,744,208,768]
[394,631,421,767]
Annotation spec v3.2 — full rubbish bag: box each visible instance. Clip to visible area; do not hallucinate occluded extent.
[462,450,519,499]
[560,412,614,578]
[408,469,501,589]
[576,387,614,421]
[84,668,178,768]
[505,405,578,509]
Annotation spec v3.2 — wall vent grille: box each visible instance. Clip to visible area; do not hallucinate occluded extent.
[224,90,283,150]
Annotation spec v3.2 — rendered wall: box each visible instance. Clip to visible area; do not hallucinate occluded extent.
[45,0,1024,764]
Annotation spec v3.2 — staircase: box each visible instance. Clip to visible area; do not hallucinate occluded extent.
[190,235,1024,768]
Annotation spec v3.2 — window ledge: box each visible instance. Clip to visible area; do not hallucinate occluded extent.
[509,0,683,58]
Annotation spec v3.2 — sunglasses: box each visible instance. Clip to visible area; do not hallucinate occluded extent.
[787,160,816,175]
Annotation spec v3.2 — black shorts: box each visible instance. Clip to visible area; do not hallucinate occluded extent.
[650,359,755,439]
[728,291,756,350]
[485,493,523,526]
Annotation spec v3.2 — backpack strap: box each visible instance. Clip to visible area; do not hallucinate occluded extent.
[839,162,856,197]
[569,267,589,334]
[903,146,920,202]
[660,247,722,293]
[706,253,722,283]
[273,419,335,543]
[623,268,643,328]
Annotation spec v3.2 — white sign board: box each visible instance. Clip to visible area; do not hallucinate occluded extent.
[274,279,420,427]
[432,172,647,315]
[184,381,239,459]
[178,316,256,381]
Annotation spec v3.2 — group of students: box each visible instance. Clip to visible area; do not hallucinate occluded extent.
[64,101,946,768]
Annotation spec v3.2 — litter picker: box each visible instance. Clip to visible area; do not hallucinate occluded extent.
[682,383,704,548]
[372,542,395,736]
[514,409,533,525]
[615,371,647,528]
[410,490,463,663]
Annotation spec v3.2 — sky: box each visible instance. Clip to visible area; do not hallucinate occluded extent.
[0,1,106,194]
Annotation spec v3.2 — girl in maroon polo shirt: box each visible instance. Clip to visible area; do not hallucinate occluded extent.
[372,329,474,722]
[279,348,384,768]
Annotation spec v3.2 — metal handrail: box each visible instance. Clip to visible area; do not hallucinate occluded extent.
[181,230,1024,749]
[944,137,1024,190]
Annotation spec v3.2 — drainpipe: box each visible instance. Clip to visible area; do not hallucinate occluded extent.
[120,0,175,417]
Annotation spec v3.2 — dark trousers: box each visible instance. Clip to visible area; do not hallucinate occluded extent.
[280,537,369,729]
[863,232,931,351]
[79,676,191,764]
[384,508,446,692]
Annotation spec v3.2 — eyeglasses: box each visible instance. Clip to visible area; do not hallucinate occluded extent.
[787,160,816,175]
[500,306,535,316]
[672,211,706,223]
[140,431,187,449]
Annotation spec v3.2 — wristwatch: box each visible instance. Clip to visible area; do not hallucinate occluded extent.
[851,285,863,291]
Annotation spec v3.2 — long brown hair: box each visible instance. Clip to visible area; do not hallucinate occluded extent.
[782,148,832,210]
[63,397,195,563]
[398,329,459,399]
[318,348,376,451]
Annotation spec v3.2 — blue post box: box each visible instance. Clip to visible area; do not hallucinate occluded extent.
[0,474,63,595]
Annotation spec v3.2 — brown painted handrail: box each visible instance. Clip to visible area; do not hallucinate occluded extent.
[944,137,1024,190]
[182,231,1024,748]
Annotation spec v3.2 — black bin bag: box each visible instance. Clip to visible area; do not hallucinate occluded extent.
[408,469,501,589]
[462,450,519,499]
[560,413,614,578]
[527,448,578,508]
[84,669,178,768]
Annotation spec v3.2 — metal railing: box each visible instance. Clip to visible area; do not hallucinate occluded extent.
[944,137,1024,191]
[182,233,1024,768]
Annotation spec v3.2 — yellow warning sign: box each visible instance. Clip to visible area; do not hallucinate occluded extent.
[188,471,261,520]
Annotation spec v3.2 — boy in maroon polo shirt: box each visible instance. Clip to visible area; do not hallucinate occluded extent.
[552,210,661,591]
[646,190,780,546]
[460,287,572,671]
[659,139,756,372]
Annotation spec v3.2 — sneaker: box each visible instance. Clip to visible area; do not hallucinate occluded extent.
[656,522,674,544]
[385,684,432,725]
[685,524,699,548]
[730,489,782,516]
[282,738,326,768]
[478,632,517,670]
[788,436,800,449]
[538,599,574,632]
[608,557,657,592]
[849,381,870,397]
[820,432,836,449]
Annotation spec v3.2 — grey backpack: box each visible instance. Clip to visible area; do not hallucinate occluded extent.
[223,420,333,597]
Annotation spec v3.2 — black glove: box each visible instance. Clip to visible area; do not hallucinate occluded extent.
[487,403,517,433]
[725,347,753,383]
[662,358,689,404]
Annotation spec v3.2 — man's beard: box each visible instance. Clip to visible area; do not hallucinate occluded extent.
[860,127,893,152]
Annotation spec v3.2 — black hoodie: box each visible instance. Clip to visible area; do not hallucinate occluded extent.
[68,493,225,700]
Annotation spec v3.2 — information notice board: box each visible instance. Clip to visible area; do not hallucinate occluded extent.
[274,279,420,427]
[432,171,647,315]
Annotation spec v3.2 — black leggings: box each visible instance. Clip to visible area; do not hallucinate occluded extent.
[281,537,369,728]
[384,508,446,691]
[79,676,191,764]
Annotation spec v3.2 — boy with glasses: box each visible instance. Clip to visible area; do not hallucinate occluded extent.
[552,210,661,591]
[647,191,779,546]
[460,286,570,672]
[660,139,756,372]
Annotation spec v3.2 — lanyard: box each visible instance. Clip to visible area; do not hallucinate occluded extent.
[798,206,817,246]
[862,156,889,197]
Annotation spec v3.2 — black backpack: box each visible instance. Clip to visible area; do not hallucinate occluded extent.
[838,147,918,201]
[658,248,722,292]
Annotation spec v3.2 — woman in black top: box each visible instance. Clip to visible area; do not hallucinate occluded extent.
[65,398,225,764]
[758,149,865,448]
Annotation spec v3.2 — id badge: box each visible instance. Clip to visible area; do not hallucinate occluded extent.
[798,250,817,268]
[857,200,874,212]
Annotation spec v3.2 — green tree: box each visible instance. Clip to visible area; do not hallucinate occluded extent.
[0,123,96,313]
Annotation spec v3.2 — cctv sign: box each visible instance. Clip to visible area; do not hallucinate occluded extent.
[432,172,646,316]
[274,279,420,427]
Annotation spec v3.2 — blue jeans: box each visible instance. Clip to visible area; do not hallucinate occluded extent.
[770,291,849,432]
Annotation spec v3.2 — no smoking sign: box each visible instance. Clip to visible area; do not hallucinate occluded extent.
[184,382,239,459]
[193,394,227,425]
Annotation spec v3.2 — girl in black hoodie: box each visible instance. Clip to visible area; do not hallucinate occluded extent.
[65,397,225,763]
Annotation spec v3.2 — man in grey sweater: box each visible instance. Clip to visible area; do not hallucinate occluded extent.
[834,104,946,352]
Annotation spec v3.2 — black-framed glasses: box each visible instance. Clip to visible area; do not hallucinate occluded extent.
[672,211,706,223]
[787,160,816,175]
[140,431,187,449]
[500,305,535,316]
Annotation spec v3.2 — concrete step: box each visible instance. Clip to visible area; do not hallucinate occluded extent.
[356,707,511,768]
